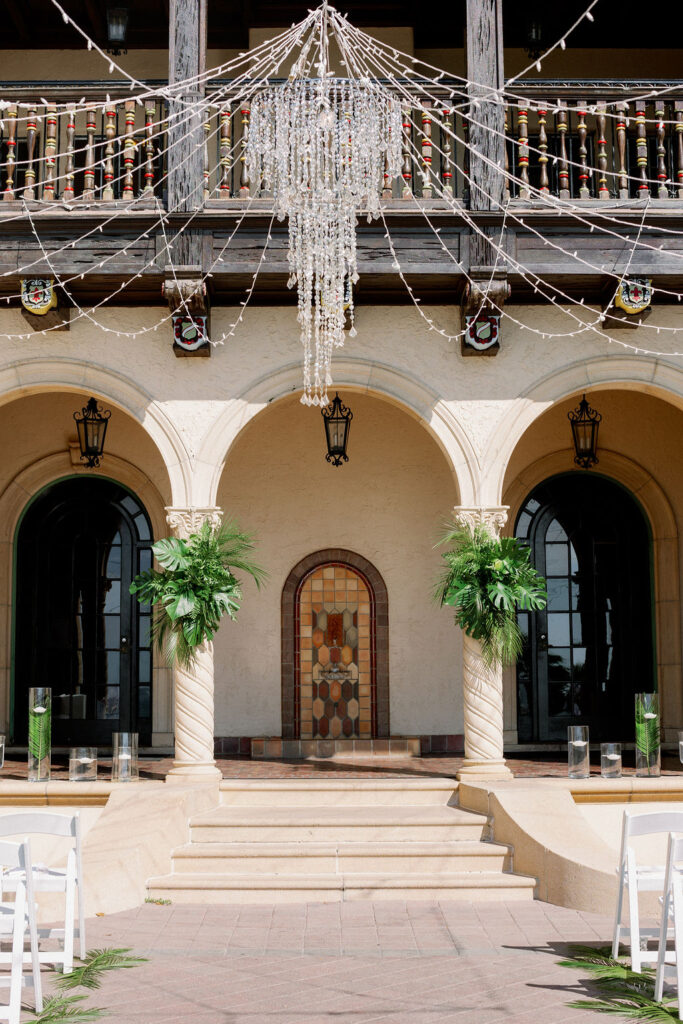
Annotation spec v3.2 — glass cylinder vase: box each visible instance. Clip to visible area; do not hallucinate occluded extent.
[28,687,51,783]
[112,732,138,782]
[635,693,660,777]
[568,725,590,779]
[601,742,622,779]
[69,747,97,783]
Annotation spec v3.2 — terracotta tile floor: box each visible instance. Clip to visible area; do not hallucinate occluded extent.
[30,900,624,1023]
[2,752,682,780]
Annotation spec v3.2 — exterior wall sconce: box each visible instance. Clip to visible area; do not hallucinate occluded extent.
[568,394,601,469]
[106,7,129,55]
[74,397,111,468]
[321,393,353,467]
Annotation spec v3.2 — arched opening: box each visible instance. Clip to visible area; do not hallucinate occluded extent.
[14,477,154,746]
[514,473,654,743]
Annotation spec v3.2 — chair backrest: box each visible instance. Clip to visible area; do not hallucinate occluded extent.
[0,839,26,871]
[0,812,79,840]
[663,832,683,898]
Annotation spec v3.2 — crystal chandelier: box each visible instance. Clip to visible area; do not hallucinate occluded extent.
[248,63,401,405]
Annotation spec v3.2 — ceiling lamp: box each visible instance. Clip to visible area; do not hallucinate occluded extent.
[106,7,129,55]
[322,393,353,466]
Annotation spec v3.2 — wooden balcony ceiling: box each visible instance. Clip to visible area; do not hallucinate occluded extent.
[0,0,675,51]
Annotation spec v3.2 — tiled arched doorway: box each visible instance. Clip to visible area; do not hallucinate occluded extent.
[282,550,389,740]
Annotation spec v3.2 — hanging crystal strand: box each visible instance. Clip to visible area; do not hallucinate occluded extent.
[42,103,58,200]
[401,106,412,197]
[442,108,454,197]
[517,106,530,199]
[635,104,650,198]
[83,105,97,200]
[656,104,668,198]
[62,102,76,200]
[556,102,570,199]
[616,101,629,199]
[537,103,549,194]
[3,105,17,200]
[596,102,609,199]
[143,102,156,196]
[421,105,432,199]
[239,104,250,198]
[122,100,136,199]
[576,103,590,198]
[102,103,117,201]
[24,105,38,201]
[676,102,683,199]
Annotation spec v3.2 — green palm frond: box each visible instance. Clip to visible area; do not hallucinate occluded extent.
[28,995,107,1023]
[635,694,661,759]
[56,948,148,992]
[130,518,266,669]
[434,523,547,667]
[568,995,682,1021]
[558,945,682,1021]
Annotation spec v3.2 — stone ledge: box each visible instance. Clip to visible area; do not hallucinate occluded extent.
[250,738,421,760]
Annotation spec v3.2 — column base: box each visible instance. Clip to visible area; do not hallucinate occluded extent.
[166,760,222,783]
[456,757,514,781]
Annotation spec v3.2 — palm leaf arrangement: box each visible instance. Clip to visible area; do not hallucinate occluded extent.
[28,690,51,779]
[55,948,148,992]
[30,995,107,1023]
[558,945,682,1022]
[635,693,661,774]
[130,519,265,669]
[435,523,547,666]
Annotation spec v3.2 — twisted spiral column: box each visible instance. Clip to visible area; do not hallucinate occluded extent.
[166,506,222,782]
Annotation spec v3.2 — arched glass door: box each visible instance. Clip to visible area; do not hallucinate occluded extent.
[14,478,153,746]
[515,474,654,742]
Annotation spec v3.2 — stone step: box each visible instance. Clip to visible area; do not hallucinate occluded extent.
[170,840,512,875]
[146,871,536,904]
[219,779,458,807]
[190,805,489,843]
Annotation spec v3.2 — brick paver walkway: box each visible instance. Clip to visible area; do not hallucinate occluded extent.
[35,900,621,1023]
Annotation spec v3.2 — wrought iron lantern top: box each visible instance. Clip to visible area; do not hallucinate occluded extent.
[568,394,601,469]
[74,397,111,468]
[321,392,353,467]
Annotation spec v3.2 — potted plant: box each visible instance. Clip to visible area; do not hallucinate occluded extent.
[130,519,265,668]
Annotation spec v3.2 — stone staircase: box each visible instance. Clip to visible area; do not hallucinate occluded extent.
[146,779,536,903]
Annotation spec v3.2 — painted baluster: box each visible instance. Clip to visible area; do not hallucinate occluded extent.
[576,103,590,198]
[616,101,629,199]
[656,104,668,199]
[3,105,17,200]
[421,106,432,199]
[537,103,549,194]
[82,105,97,199]
[517,106,530,199]
[596,102,609,199]
[636,105,650,198]
[42,103,57,200]
[401,106,412,198]
[676,102,683,200]
[102,104,117,201]
[239,104,250,198]
[442,109,454,197]
[63,103,76,200]
[203,110,211,200]
[24,105,38,200]
[144,102,156,196]
[122,100,136,199]
[219,107,231,198]
[556,102,570,199]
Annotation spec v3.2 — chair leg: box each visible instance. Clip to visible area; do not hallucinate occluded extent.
[628,873,643,972]
[9,884,26,1024]
[673,883,683,1004]
[612,871,625,957]
[77,881,86,961]
[64,866,76,975]
[655,886,671,1002]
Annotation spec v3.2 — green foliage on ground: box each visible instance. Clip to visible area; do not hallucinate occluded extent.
[55,948,148,991]
[559,944,682,1021]
[28,994,107,1022]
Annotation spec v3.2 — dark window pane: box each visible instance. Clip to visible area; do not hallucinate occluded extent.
[547,648,571,679]
[138,650,151,683]
[548,679,571,717]
[517,612,529,638]
[105,650,120,685]
[572,613,583,645]
[571,582,581,609]
[104,616,120,648]
[106,545,121,579]
[546,519,568,541]
[547,579,569,610]
[138,548,152,573]
[548,613,571,648]
[569,543,579,574]
[516,511,531,539]
[139,615,151,647]
[133,514,150,541]
[97,686,120,719]
[103,580,120,613]
[573,648,588,680]
[545,543,568,576]
[138,686,151,718]
[121,496,140,515]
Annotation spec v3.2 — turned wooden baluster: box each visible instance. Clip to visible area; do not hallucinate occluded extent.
[203,110,211,200]
[656,104,668,198]
[635,104,650,197]
[42,103,57,200]
[3,105,17,200]
[239,104,250,198]
[401,106,412,197]
[442,109,454,197]
[616,101,629,199]
[83,105,97,199]
[143,102,156,196]
[219,107,231,198]
[421,105,432,199]
[576,103,590,198]
[556,102,570,199]
[24,105,37,200]
[596,102,609,199]
[517,106,530,199]
[537,103,549,194]
[122,100,136,199]
[676,102,683,199]
[503,107,510,201]
[63,103,76,200]
[102,104,117,200]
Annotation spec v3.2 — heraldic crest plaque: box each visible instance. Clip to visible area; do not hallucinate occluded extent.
[20,277,70,331]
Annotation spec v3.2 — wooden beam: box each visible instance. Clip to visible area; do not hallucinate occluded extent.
[84,0,105,44]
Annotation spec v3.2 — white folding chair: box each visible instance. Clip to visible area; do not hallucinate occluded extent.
[612,809,683,971]
[0,812,85,974]
[654,832,683,1002]
[0,839,43,1024]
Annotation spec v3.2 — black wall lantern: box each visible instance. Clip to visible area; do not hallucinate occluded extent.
[106,7,129,55]
[321,393,352,466]
[568,394,601,469]
[74,397,111,468]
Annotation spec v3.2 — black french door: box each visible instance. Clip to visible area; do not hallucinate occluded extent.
[515,474,654,742]
[14,478,153,746]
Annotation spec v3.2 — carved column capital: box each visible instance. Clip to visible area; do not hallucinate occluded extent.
[453,505,509,537]
[165,506,223,538]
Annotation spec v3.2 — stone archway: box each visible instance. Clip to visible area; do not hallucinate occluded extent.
[281,550,389,740]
